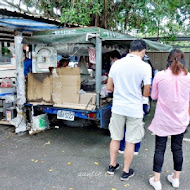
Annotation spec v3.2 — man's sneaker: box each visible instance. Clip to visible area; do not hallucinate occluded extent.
[106,163,120,175]
[149,177,162,190]
[118,150,139,155]
[134,152,139,155]
[120,169,135,181]
[167,174,179,188]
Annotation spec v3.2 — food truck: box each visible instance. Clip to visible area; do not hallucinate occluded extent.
[22,27,172,130]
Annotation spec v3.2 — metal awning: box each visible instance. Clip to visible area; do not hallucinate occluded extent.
[0,9,66,42]
[0,17,63,32]
[0,17,64,42]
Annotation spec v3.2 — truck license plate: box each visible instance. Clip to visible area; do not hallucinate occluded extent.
[57,110,75,121]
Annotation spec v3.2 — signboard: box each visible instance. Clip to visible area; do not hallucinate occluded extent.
[89,47,96,64]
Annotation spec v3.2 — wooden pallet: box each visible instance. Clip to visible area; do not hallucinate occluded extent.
[0,120,14,126]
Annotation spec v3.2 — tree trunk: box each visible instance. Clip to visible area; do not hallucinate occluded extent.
[157,20,160,41]
[90,15,96,26]
[72,0,75,7]
[95,14,100,27]
[104,0,107,29]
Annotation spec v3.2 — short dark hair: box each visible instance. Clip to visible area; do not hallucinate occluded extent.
[110,50,121,59]
[130,39,147,52]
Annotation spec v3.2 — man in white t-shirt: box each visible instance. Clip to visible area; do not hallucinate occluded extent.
[106,39,152,181]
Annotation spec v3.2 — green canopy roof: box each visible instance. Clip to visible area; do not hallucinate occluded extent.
[23,27,172,52]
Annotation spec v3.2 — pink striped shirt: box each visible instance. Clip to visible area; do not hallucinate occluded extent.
[148,68,190,136]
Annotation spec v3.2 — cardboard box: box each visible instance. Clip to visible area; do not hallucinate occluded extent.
[56,67,80,75]
[52,68,81,104]
[27,73,52,102]
[27,67,81,104]
[79,93,96,105]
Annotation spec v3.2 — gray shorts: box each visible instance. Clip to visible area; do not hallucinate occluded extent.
[109,113,144,143]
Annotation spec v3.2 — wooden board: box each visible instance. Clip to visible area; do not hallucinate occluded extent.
[0,120,14,126]
[28,102,53,106]
[54,103,96,111]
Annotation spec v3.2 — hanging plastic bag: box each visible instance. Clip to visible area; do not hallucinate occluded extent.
[100,84,108,98]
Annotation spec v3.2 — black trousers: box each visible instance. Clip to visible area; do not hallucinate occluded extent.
[153,133,184,173]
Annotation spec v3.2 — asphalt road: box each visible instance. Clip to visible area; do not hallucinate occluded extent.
[0,102,190,190]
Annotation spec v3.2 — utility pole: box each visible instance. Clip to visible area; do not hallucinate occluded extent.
[14,30,27,134]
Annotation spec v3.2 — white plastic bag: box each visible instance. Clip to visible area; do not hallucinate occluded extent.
[32,114,49,131]
[100,84,108,98]
[10,109,27,134]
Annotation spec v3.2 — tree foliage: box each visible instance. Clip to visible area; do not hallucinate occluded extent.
[1,0,190,38]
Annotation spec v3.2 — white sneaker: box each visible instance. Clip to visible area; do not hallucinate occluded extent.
[118,150,124,154]
[167,174,179,188]
[118,150,139,155]
[149,177,162,190]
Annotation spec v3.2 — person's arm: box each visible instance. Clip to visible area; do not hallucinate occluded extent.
[107,62,115,92]
[143,84,151,97]
[107,77,114,92]
[151,75,158,100]
[143,64,152,97]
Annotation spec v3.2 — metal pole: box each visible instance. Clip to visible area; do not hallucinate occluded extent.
[95,35,102,109]
[14,31,27,133]
[0,42,2,57]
